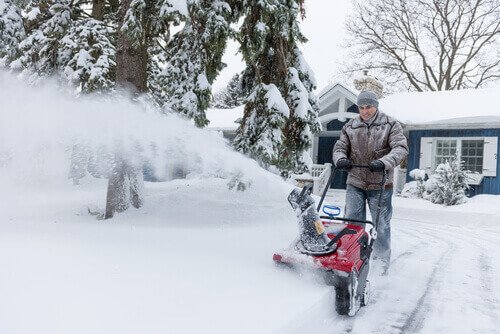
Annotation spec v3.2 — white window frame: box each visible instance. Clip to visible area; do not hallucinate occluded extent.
[419,136,498,184]
[433,138,460,170]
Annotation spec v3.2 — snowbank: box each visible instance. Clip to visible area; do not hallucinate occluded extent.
[395,194,500,216]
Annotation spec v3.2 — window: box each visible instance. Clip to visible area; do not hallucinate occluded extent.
[420,136,497,179]
[461,140,484,173]
[433,139,484,173]
[435,139,457,166]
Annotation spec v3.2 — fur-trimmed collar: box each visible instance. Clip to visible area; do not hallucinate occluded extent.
[351,111,387,128]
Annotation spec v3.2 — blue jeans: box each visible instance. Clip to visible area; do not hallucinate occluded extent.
[345,184,393,267]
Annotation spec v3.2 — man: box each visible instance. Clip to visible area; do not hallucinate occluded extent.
[332,90,408,274]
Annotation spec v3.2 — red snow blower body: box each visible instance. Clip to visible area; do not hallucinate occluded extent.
[273,165,387,316]
[273,222,368,273]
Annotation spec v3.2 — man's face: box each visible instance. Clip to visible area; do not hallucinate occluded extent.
[358,104,377,121]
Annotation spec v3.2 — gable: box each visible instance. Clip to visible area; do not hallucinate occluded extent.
[318,83,358,125]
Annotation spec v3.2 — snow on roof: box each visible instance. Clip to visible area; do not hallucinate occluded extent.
[206,86,500,131]
[381,86,500,126]
[421,115,500,125]
[206,105,244,131]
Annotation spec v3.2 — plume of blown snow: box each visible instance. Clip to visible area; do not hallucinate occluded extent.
[0,70,286,193]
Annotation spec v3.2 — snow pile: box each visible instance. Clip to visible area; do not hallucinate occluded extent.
[0,70,285,193]
[400,169,427,199]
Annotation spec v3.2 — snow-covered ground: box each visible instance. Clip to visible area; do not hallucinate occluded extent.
[1,177,500,334]
[1,72,500,333]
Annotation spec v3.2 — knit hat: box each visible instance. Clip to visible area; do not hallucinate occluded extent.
[357,90,379,108]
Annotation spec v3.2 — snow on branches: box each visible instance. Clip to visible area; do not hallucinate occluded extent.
[4,0,321,179]
[425,157,469,206]
[235,0,320,177]
[11,0,72,81]
[0,0,25,65]
[233,83,289,167]
[60,19,116,93]
[159,0,232,127]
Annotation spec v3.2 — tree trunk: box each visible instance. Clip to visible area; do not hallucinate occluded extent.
[115,0,148,94]
[105,156,129,219]
[91,0,106,21]
[104,0,146,219]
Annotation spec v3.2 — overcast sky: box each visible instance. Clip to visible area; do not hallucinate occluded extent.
[213,1,353,93]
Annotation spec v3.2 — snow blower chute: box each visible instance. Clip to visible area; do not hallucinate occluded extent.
[273,165,387,316]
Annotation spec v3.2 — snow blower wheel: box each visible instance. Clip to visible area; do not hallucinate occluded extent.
[334,270,363,316]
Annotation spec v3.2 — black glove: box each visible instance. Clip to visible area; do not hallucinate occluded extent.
[369,160,385,172]
[336,158,352,171]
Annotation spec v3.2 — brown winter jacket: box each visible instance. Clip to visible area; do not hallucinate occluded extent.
[332,111,408,190]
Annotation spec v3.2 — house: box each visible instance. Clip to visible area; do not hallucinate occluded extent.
[382,88,500,195]
[206,85,500,195]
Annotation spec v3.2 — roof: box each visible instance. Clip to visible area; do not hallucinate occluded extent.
[206,85,500,132]
[381,86,500,128]
[318,82,357,101]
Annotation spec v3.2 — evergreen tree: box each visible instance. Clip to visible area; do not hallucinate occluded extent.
[0,0,25,66]
[160,0,233,127]
[118,0,187,95]
[9,0,118,91]
[234,0,320,177]
[10,0,73,81]
[425,156,469,206]
[234,83,289,167]
[282,48,321,175]
[212,73,247,109]
[147,37,169,107]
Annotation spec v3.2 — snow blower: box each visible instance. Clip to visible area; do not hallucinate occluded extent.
[273,165,387,316]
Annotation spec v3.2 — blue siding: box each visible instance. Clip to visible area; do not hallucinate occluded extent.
[407,128,500,195]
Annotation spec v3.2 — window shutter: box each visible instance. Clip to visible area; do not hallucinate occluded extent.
[483,137,498,177]
[419,137,433,171]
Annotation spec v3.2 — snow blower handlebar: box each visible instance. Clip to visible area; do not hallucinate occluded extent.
[316,165,388,232]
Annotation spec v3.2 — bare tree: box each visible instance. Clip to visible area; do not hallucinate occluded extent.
[343,0,500,91]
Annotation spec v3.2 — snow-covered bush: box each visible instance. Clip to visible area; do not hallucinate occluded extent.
[402,158,469,205]
[425,157,469,206]
[401,168,427,198]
